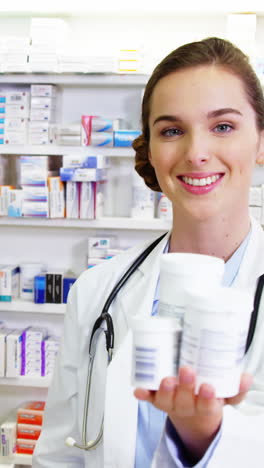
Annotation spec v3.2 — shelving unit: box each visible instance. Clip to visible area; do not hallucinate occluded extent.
[0,376,51,388]
[0,453,32,465]
[0,216,171,230]
[0,67,166,460]
[0,300,66,314]
[0,144,134,157]
[0,73,149,86]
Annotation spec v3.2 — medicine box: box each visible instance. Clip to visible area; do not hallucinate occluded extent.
[7,189,23,217]
[16,438,37,455]
[87,237,115,258]
[114,130,140,147]
[17,401,45,426]
[30,84,56,97]
[0,328,14,376]
[63,277,76,303]
[0,416,17,456]
[48,176,65,218]
[0,265,20,302]
[60,167,107,182]
[79,181,95,219]
[17,423,41,440]
[20,155,48,187]
[6,329,24,377]
[0,185,14,216]
[62,154,109,169]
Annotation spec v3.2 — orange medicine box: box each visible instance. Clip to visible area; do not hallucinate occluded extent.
[17,401,45,426]
[16,438,36,455]
[17,423,41,440]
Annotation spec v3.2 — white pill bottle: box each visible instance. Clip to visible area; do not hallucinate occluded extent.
[158,253,225,326]
[131,316,182,390]
[180,286,253,397]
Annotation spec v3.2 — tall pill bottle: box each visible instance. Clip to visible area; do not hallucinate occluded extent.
[180,286,253,397]
[131,316,182,390]
[158,253,225,326]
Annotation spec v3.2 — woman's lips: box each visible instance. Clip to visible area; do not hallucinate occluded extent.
[177,174,224,195]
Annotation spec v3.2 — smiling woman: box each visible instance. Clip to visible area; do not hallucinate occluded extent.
[133,37,264,260]
[33,37,264,468]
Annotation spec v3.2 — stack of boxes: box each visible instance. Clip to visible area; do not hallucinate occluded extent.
[81,115,140,148]
[0,401,45,457]
[60,154,108,219]
[118,47,142,73]
[41,336,60,377]
[2,37,29,73]
[20,156,49,218]
[0,90,30,145]
[29,84,57,145]
[50,122,81,146]
[20,327,47,377]
[16,401,45,455]
[0,326,60,378]
[29,18,68,72]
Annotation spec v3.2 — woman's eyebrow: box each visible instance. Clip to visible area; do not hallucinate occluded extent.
[152,108,243,127]
[207,108,243,118]
[152,115,182,126]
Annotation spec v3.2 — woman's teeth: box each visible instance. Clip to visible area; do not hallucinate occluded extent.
[181,175,221,186]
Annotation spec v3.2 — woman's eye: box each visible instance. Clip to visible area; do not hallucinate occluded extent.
[161,128,183,137]
[214,123,233,133]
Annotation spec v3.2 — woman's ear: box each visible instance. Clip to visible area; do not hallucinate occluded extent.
[256,131,264,165]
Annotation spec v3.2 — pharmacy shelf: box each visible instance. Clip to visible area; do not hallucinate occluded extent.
[0,376,51,388]
[0,73,149,86]
[0,453,32,465]
[0,300,66,315]
[0,217,172,231]
[0,145,134,157]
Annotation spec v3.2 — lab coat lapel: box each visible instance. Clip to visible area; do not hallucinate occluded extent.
[103,232,170,468]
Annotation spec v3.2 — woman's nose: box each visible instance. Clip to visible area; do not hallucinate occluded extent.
[183,134,210,166]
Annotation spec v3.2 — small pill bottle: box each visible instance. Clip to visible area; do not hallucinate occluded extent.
[180,286,253,398]
[158,253,225,326]
[131,316,182,390]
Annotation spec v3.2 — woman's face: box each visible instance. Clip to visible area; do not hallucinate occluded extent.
[148,65,264,222]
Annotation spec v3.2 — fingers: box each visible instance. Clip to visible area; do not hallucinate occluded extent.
[173,367,196,417]
[196,383,222,417]
[134,376,178,412]
[226,373,253,405]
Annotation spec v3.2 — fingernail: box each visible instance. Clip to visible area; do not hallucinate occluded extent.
[181,372,194,385]
[162,377,177,391]
[200,385,214,399]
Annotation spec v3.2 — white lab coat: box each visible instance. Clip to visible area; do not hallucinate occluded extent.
[33,218,264,468]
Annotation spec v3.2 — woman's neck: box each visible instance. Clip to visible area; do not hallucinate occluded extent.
[169,212,251,262]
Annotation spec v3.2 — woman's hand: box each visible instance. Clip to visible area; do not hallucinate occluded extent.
[134,366,253,461]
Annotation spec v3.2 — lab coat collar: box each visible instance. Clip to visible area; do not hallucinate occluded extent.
[232,217,264,290]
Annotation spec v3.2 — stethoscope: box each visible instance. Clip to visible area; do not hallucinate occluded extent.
[65,232,168,451]
[65,232,264,452]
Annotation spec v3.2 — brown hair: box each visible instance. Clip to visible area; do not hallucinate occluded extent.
[133,37,264,191]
